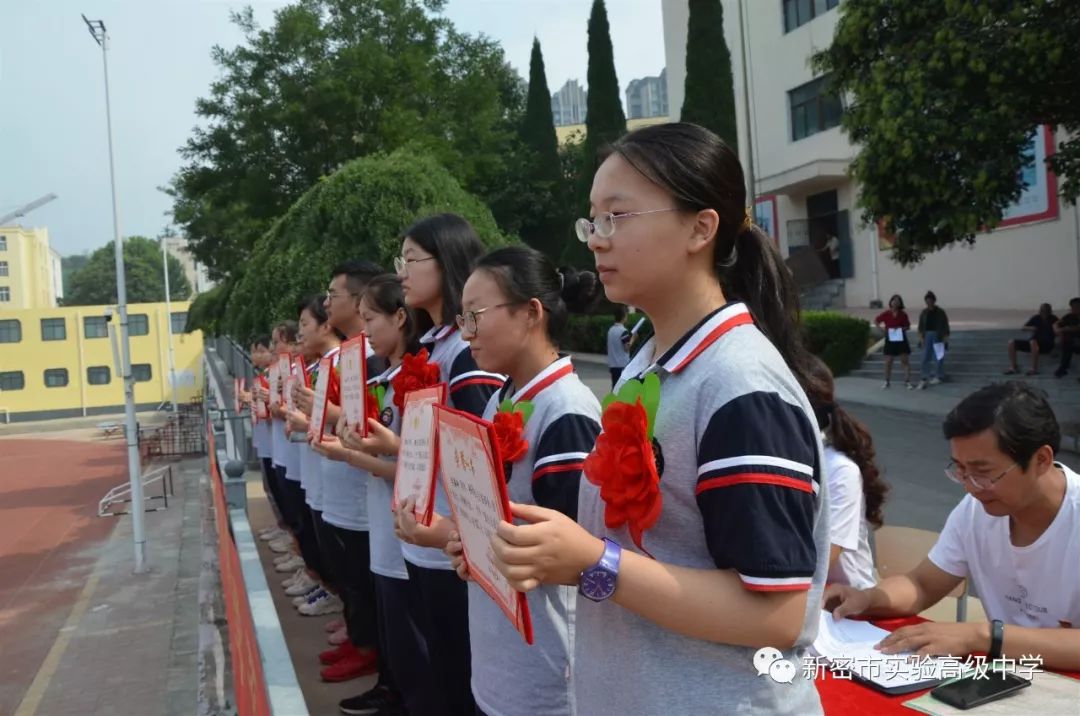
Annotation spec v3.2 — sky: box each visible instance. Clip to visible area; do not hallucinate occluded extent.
[0,0,665,257]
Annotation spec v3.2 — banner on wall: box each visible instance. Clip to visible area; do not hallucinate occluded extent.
[754,195,778,244]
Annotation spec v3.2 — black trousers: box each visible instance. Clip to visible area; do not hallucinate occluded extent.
[280,475,324,578]
[260,457,284,525]
[405,562,475,716]
[610,367,623,389]
[310,508,338,591]
[326,524,379,649]
[273,465,300,533]
[1058,337,1080,374]
[374,574,440,716]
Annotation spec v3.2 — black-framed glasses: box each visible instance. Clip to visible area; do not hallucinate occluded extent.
[394,255,437,275]
[455,302,526,335]
[574,208,677,243]
[325,289,359,301]
[944,461,1018,491]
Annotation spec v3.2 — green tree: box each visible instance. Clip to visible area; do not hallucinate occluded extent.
[60,253,91,297]
[169,0,525,281]
[814,0,1080,265]
[681,0,738,150]
[517,38,569,260]
[64,236,192,306]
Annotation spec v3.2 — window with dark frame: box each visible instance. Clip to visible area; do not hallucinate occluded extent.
[84,316,109,338]
[132,363,153,382]
[87,366,111,385]
[128,313,150,336]
[784,0,840,33]
[0,261,8,277]
[0,371,25,391]
[0,286,10,302]
[170,311,188,334]
[789,75,844,141]
[0,319,21,343]
[41,317,67,341]
[44,368,69,387]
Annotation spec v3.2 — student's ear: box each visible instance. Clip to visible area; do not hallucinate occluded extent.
[527,298,544,327]
[394,308,407,331]
[687,208,720,257]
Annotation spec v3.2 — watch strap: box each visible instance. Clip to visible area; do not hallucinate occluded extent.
[988,619,1004,661]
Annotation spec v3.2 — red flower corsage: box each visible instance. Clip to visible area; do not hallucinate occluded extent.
[391,348,441,412]
[583,374,662,553]
[366,386,381,425]
[492,406,530,465]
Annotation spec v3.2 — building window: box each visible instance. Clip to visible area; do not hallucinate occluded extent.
[128,313,149,336]
[41,317,67,341]
[87,366,111,385]
[784,0,839,33]
[0,319,21,343]
[132,363,153,382]
[0,261,7,277]
[790,75,843,141]
[0,236,6,251]
[170,312,188,334]
[84,316,109,338]
[0,286,9,302]
[0,371,25,390]
[44,368,69,387]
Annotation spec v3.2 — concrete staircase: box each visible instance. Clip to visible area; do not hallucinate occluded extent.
[801,279,846,311]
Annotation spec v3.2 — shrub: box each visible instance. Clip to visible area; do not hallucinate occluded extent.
[803,311,871,376]
[563,312,650,354]
[224,148,511,338]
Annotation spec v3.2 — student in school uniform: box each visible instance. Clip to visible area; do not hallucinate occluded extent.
[267,321,307,566]
[392,213,505,716]
[333,274,439,716]
[488,123,830,716]
[246,335,287,543]
[445,246,603,716]
[606,305,633,388]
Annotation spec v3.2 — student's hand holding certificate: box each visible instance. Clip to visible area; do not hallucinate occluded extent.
[360,418,400,457]
[294,384,315,414]
[445,530,471,582]
[394,496,453,549]
[492,502,605,592]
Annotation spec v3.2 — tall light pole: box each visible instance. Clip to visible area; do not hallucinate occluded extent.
[160,235,179,414]
[83,14,147,574]
[737,0,756,206]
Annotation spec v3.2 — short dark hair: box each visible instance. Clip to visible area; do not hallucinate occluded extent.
[251,334,271,350]
[401,213,486,326]
[1070,297,1080,308]
[474,246,601,347]
[331,259,384,296]
[943,382,1060,469]
[924,291,936,302]
[362,274,421,356]
[275,319,299,343]
[612,305,628,322]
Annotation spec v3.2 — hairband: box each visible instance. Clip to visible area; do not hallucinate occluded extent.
[739,207,754,235]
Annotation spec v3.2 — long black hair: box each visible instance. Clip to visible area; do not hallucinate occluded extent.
[362,274,421,356]
[475,246,602,348]
[606,122,818,392]
[401,213,486,332]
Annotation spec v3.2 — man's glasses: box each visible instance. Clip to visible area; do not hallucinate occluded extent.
[944,461,1018,491]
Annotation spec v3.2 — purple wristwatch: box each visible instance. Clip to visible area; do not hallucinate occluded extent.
[578,538,622,602]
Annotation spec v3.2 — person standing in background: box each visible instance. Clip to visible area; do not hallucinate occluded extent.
[917,291,950,389]
[875,295,913,389]
[606,305,632,388]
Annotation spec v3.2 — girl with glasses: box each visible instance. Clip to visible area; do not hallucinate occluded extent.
[490,123,830,715]
[445,246,602,716]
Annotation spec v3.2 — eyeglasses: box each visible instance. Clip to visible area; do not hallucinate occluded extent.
[574,208,677,243]
[394,255,437,276]
[325,290,358,301]
[944,461,1018,491]
[455,302,524,336]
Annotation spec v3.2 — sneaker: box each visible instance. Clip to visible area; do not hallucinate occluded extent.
[285,572,318,596]
[881,381,890,389]
[282,568,306,589]
[328,625,350,646]
[905,382,916,390]
[325,618,346,633]
[321,650,377,683]
[269,537,293,553]
[300,592,345,616]
[320,642,357,665]
[276,554,306,573]
[293,587,324,606]
[339,685,400,715]
[916,380,927,390]
[929,377,941,385]
[274,551,298,565]
[259,527,286,541]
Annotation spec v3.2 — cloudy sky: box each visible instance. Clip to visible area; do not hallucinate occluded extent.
[0,0,665,256]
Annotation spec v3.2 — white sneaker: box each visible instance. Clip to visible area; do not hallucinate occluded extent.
[260,527,286,541]
[299,592,344,616]
[275,554,306,572]
[285,572,318,596]
[293,586,324,606]
[905,382,916,390]
[881,381,890,389]
[268,537,293,553]
[281,567,305,588]
[917,380,927,390]
[929,377,941,385]
[273,551,298,565]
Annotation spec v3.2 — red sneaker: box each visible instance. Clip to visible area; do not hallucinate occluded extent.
[320,650,378,682]
[324,618,346,633]
[319,642,356,666]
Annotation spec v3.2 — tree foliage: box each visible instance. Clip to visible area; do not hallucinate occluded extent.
[815,0,1080,265]
[64,236,192,306]
[582,0,626,179]
[169,0,525,280]
[681,0,738,151]
[223,148,510,339]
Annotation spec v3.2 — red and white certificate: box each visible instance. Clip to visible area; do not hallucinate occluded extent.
[392,385,447,525]
[268,354,287,408]
[435,405,533,645]
[233,377,244,414]
[309,357,333,443]
[339,335,369,436]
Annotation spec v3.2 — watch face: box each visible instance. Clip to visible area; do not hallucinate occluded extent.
[581,568,616,600]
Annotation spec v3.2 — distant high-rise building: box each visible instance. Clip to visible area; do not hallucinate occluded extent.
[551,79,588,127]
[625,68,669,119]
[163,236,214,295]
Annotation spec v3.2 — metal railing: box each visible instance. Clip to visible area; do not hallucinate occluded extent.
[98,463,176,516]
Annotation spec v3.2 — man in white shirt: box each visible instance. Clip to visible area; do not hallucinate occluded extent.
[825,382,1080,671]
[606,306,633,388]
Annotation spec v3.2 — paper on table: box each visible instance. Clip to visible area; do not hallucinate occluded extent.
[813,611,966,692]
[888,327,905,342]
[903,670,1080,715]
[934,342,946,361]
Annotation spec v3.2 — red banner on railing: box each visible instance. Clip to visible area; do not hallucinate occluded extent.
[208,430,271,716]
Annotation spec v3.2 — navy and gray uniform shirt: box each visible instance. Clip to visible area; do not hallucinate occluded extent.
[400,324,505,570]
[470,356,601,716]
[575,302,830,716]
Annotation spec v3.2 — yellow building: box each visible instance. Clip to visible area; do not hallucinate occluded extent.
[554,115,670,146]
[0,226,62,309]
[0,301,203,422]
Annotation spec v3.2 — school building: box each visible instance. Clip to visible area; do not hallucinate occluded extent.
[0,301,204,422]
[0,225,63,309]
[661,0,1080,310]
